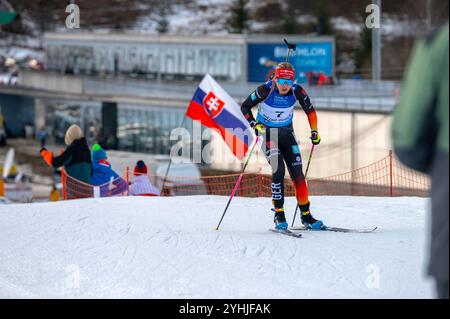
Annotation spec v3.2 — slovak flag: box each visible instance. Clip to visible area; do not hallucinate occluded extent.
[186,74,255,160]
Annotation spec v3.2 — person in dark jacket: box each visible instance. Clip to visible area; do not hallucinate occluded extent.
[90,144,127,197]
[392,23,449,299]
[40,124,92,184]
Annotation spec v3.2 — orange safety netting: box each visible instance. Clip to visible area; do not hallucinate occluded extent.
[155,151,430,197]
[306,151,430,197]
[62,171,128,200]
[62,151,430,200]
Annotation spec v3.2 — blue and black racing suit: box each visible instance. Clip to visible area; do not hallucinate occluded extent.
[241,80,318,213]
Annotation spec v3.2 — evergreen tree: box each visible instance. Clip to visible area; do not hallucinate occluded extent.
[354,12,372,78]
[314,0,333,35]
[156,6,170,34]
[226,0,250,34]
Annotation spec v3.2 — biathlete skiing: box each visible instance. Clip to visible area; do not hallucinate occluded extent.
[240,58,324,231]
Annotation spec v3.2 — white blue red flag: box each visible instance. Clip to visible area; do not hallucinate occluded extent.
[186,74,255,160]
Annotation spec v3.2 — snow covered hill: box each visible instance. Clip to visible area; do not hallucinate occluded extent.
[0,196,434,298]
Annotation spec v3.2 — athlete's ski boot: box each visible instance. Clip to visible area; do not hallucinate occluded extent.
[272,208,288,230]
[301,210,325,230]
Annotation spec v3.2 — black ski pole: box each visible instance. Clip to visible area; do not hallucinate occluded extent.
[291,144,315,227]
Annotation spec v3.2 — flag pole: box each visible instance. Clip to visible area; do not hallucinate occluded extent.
[161,73,208,195]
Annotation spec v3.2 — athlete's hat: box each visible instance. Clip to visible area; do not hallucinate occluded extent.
[275,62,295,80]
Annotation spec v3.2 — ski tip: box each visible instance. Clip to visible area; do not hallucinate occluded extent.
[289,225,378,233]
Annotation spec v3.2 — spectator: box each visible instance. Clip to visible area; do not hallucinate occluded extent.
[0,108,6,146]
[49,184,59,202]
[40,124,92,185]
[392,22,449,299]
[91,144,127,196]
[129,160,160,197]
[37,127,47,148]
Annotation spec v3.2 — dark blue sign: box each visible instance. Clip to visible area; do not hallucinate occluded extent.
[247,41,334,83]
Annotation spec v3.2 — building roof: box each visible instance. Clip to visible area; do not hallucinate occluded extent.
[43,32,334,46]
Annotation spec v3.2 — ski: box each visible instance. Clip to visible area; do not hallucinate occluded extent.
[289,226,378,233]
[269,228,302,238]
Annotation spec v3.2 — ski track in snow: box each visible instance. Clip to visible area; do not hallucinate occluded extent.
[0,196,434,298]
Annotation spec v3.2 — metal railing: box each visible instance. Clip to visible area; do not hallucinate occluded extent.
[16,69,399,113]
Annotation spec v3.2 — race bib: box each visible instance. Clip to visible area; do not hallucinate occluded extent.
[257,102,294,126]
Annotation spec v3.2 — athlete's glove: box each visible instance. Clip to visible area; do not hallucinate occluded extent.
[40,147,53,166]
[253,122,266,136]
[310,130,321,145]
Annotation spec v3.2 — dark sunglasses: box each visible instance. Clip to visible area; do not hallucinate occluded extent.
[277,78,294,86]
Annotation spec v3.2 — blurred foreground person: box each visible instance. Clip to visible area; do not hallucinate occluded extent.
[392,23,449,299]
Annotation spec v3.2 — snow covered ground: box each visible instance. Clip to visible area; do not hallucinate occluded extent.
[0,196,434,299]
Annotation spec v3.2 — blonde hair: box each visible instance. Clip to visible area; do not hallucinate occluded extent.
[276,62,295,71]
[64,124,83,145]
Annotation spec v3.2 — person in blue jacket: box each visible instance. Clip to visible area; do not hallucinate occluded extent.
[91,144,127,196]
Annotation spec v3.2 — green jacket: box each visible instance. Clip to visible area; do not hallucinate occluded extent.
[392,23,449,282]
